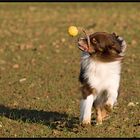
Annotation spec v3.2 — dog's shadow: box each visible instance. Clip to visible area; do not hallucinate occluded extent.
[0,104,79,132]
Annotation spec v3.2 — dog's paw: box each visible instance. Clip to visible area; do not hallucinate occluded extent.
[80,119,91,127]
[96,120,102,125]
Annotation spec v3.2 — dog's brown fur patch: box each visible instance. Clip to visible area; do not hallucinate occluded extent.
[81,84,96,99]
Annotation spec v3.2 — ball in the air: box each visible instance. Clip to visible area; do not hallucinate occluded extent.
[68,26,78,37]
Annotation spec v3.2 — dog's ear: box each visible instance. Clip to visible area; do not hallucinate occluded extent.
[117,36,127,56]
[112,32,116,36]
[112,33,127,54]
[112,32,119,38]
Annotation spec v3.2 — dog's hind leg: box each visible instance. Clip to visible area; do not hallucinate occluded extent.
[93,90,110,124]
[95,106,103,125]
[101,106,110,121]
[94,105,110,125]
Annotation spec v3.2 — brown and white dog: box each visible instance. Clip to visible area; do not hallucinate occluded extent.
[78,31,127,125]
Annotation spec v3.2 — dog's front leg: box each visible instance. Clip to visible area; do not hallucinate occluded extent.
[80,94,96,125]
[80,86,97,125]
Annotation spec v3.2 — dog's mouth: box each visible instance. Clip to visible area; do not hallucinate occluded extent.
[78,43,88,52]
[78,30,91,52]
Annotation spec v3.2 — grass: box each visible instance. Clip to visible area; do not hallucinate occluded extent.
[0,2,140,138]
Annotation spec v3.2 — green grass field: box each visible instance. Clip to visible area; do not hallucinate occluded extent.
[0,3,140,138]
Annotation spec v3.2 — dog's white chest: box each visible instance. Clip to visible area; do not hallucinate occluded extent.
[81,54,121,93]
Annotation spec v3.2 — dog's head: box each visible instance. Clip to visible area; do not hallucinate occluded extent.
[78,31,127,62]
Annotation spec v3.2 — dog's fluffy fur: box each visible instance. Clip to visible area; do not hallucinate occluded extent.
[78,32,127,125]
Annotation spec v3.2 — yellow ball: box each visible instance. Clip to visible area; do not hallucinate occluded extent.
[68,26,78,37]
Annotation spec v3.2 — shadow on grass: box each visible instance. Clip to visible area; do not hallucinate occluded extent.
[0,104,79,132]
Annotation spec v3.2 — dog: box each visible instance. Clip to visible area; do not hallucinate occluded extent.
[78,31,127,125]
